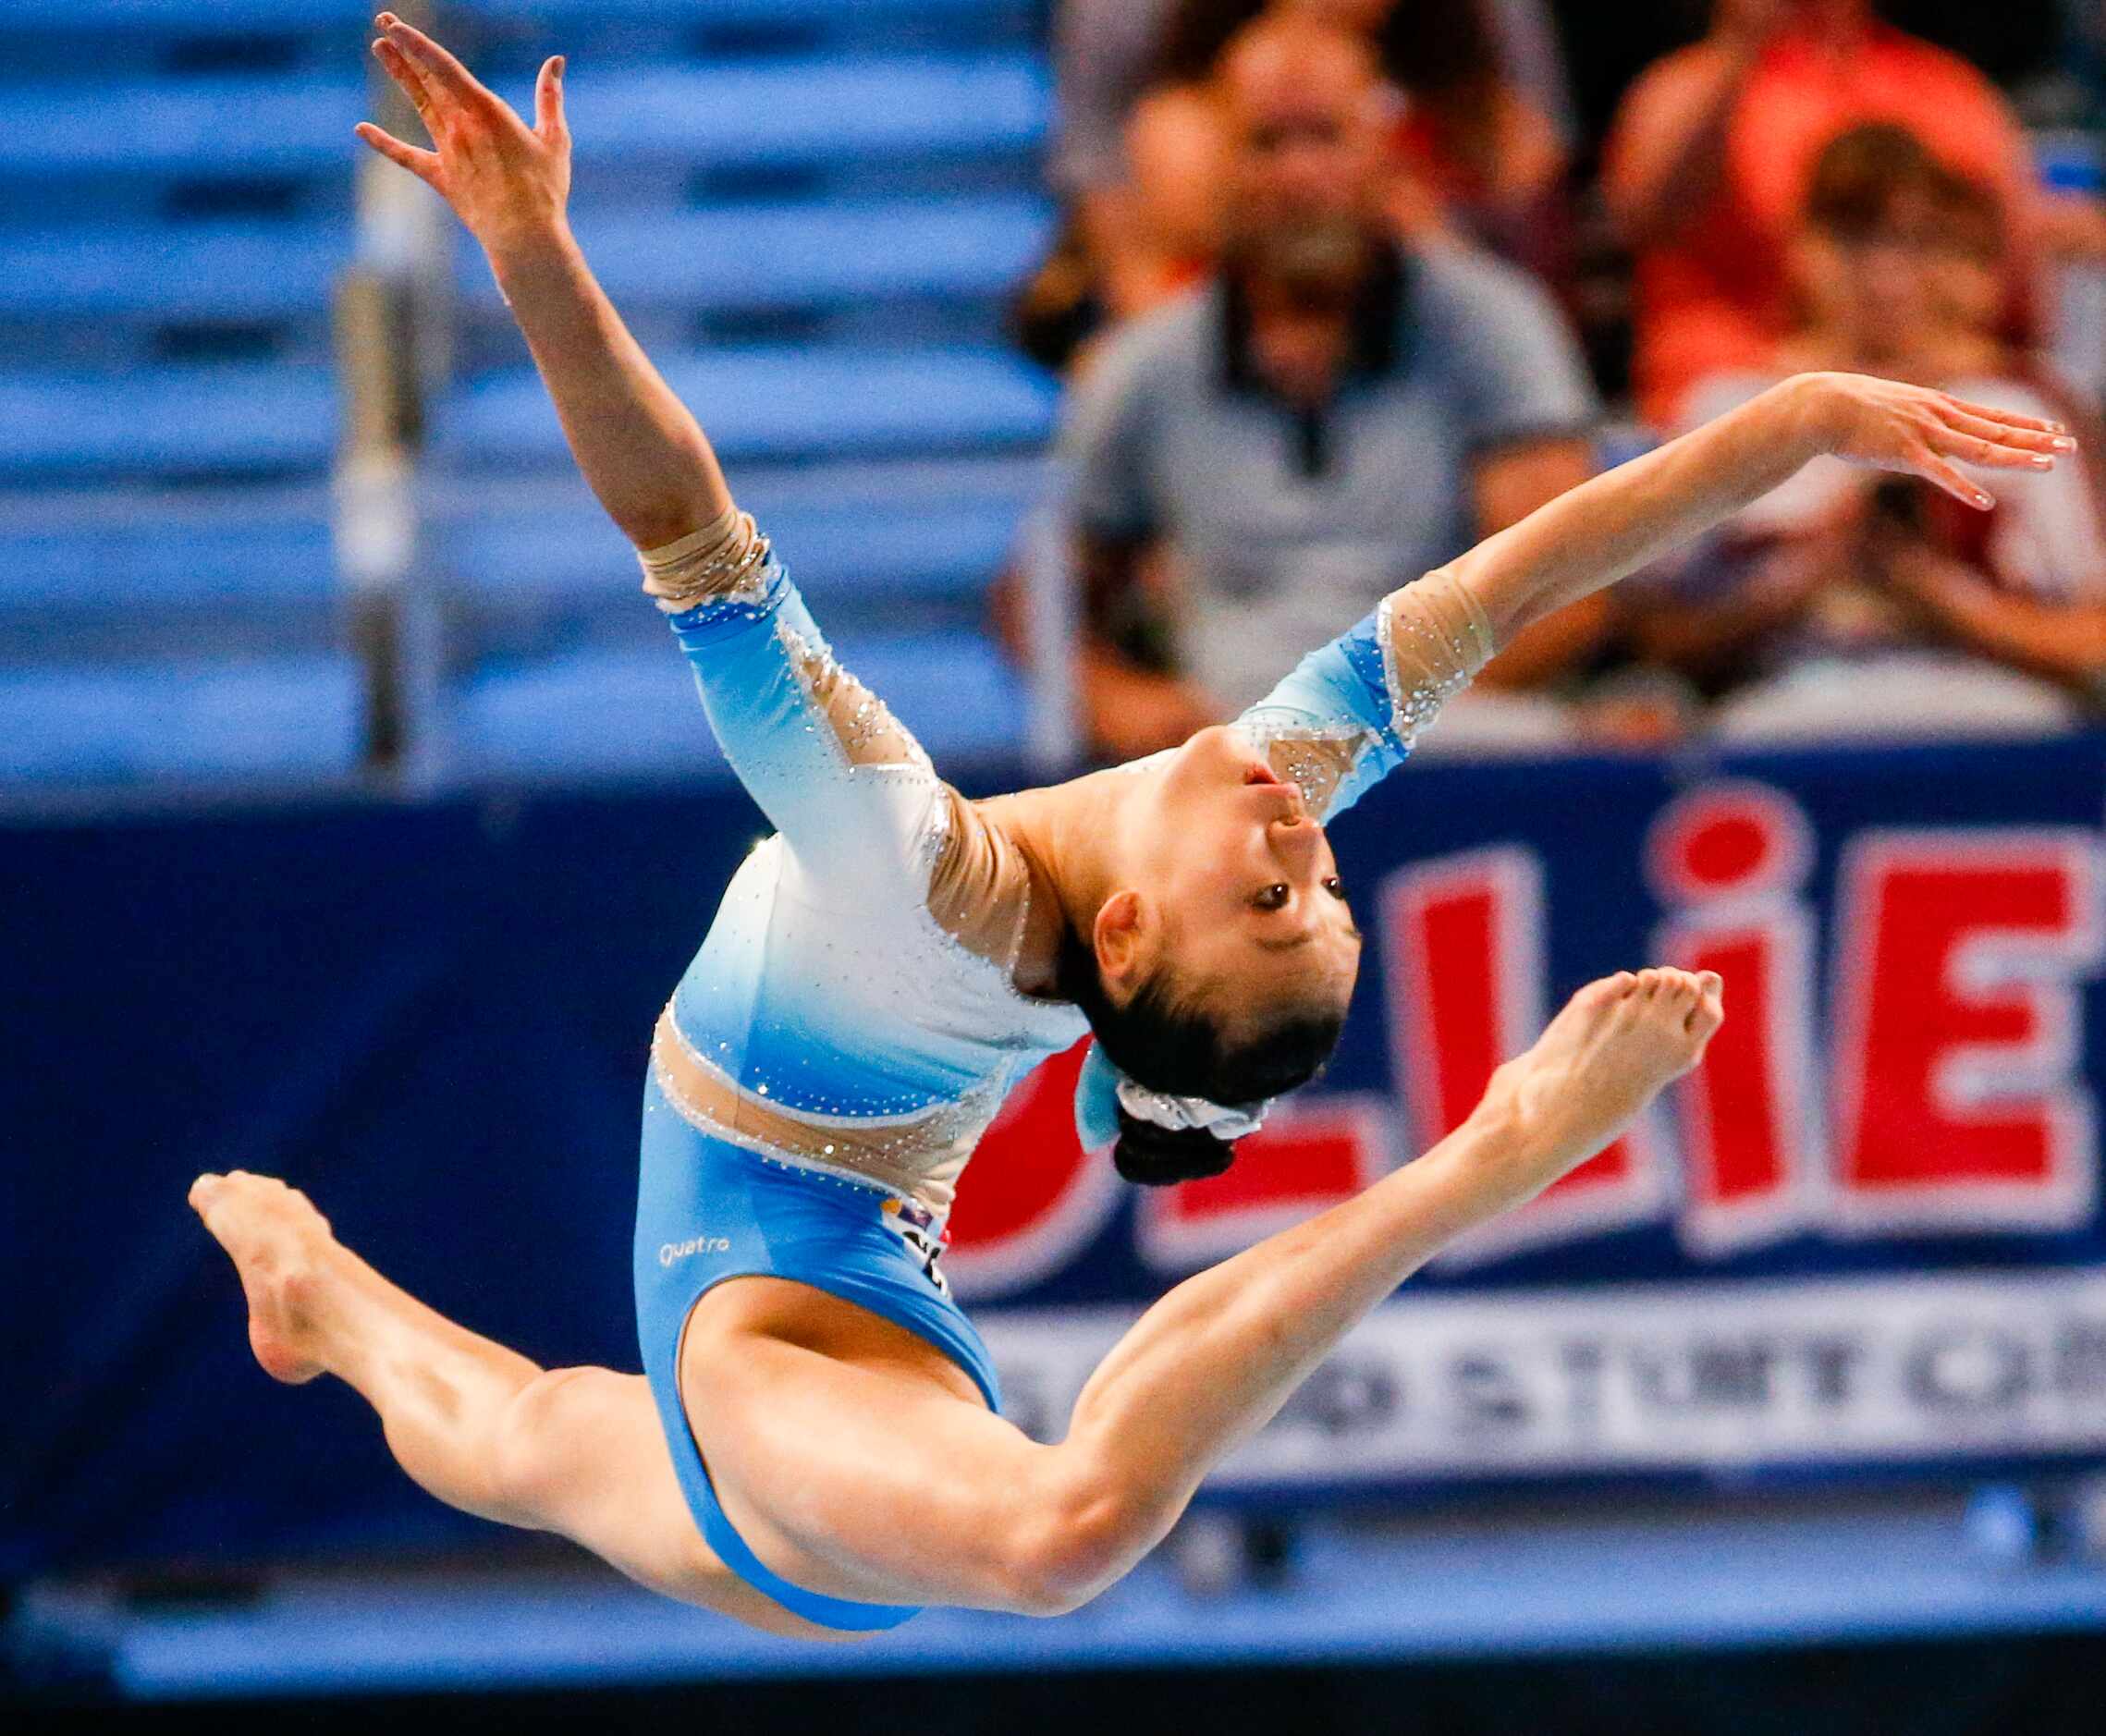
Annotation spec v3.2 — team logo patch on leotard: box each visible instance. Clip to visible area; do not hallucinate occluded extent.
[880,1197,951,1296]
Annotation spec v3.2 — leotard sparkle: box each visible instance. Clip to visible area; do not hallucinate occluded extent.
[632,515,1491,1630]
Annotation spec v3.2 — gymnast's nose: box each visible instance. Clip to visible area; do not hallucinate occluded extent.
[1270,812,1322,877]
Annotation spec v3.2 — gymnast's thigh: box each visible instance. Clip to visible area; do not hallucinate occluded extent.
[496,1362,857,1641]
[678,1278,1059,1614]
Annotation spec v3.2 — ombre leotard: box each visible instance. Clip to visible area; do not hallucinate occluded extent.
[631,515,1492,1631]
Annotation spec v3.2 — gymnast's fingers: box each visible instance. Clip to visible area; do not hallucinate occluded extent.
[1938,392,2070,438]
[533,55,569,147]
[1923,420,2061,475]
[355,120,441,187]
[378,12,492,110]
[1936,405,2076,458]
[372,37,440,130]
[1912,447,1996,512]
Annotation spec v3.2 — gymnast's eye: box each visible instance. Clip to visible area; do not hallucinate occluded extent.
[1322,875,1347,900]
[1253,883,1291,911]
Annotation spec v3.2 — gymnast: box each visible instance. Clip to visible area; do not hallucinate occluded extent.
[190,15,2077,1640]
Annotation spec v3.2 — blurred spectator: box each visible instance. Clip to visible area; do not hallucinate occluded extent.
[1376,0,1574,274]
[1881,0,2070,112]
[1039,0,1573,348]
[1049,0,1180,208]
[1034,0,1182,361]
[1056,17,1602,760]
[1633,124,2106,741]
[1603,0,2106,431]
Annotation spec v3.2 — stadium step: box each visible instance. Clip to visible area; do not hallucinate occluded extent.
[454,631,1025,780]
[0,365,338,483]
[465,0,1030,35]
[437,345,1055,470]
[456,195,1052,322]
[0,222,347,325]
[509,55,1048,179]
[0,55,1046,185]
[442,492,1027,612]
[0,76,366,184]
[0,655,364,783]
[35,0,1032,58]
[0,504,339,612]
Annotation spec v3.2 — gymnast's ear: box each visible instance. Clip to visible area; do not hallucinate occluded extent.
[1092,889,1150,993]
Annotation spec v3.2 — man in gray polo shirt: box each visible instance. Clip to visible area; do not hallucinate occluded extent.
[1059,16,1603,757]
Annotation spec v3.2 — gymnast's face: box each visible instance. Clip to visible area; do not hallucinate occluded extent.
[1099,726,1363,1028]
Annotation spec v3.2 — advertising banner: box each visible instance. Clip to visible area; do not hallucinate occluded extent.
[949,739,2106,1488]
[13,736,2106,1574]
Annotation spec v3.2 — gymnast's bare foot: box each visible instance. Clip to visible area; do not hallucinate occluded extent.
[1476,967,1724,1205]
[189,1170,344,1385]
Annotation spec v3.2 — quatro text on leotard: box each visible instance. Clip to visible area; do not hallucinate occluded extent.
[659,1236,731,1266]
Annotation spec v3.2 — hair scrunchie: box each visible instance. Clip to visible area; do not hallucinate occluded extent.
[1071,1040,1270,1152]
[1114,1076,1267,1142]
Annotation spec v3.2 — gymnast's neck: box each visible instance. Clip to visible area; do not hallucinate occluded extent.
[977,765,1144,999]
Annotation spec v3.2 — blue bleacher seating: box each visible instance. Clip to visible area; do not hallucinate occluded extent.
[43,0,368,32]
[47,0,1020,36]
[0,655,364,784]
[457,197,1052,319]
[0,0,1057,790]
[461,1,1035,67]
[468,0,1024,28]
[0,511,338,611]
[11,2,370,89]
[455,630,1025,780]
[0,224,347,324]
[439,346,1054,470]
[0,366,338,483]
[3,59,1044,186]
[0,78,366,182]
[543,56,1048,176]
[443,489,1029,611]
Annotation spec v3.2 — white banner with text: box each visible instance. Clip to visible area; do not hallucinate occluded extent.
[979,1268,2106,1483]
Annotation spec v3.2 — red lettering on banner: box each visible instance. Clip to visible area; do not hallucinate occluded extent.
[1646,780,1814,908]
[944,1039,1120,1299]
[948,818,2105,1303]
[1657,913,1822,1251]
[1831,831,2103,1232]
[1382,848,1662,1265]
[1136,1095,1391,1273]
[1647,783,1822,1252]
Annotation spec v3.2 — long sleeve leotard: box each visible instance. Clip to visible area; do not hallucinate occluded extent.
[643,513,1493,1218]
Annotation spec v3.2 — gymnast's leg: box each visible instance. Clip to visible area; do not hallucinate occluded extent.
[682,967,1723,1618]
[186,1172,845,1639]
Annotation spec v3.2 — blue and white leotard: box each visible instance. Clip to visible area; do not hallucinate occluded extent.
[631,514,1491,1632]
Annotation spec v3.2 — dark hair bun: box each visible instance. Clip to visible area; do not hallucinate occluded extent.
[1111,1107,1239,1188]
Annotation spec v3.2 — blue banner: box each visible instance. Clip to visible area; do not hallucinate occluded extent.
[958,738,2106,1490]
[8,736,2106,1578]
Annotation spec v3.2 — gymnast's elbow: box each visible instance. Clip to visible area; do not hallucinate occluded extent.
[993,1476,1148,1618]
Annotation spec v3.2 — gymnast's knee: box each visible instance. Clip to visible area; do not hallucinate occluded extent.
[489,1366,601,1524]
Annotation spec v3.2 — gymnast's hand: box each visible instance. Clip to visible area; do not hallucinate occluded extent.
[355,13,570,255]
[1793,372,2077,512]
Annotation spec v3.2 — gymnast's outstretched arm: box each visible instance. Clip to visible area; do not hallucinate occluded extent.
[1234,373,2081,821]
[356,16,727,550]
[1433,372,2076,657]
[358,17,958,899]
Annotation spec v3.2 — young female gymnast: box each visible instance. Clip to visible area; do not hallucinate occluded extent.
[190,16,2078,1641]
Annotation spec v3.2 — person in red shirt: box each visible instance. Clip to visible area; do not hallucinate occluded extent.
[1629,124,2106,740]
[1603,0,2096,431]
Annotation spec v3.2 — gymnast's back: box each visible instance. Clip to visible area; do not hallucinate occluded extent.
[639,510,1487,1217]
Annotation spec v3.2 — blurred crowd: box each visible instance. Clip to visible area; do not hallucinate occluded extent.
[1012,0,2106,760]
